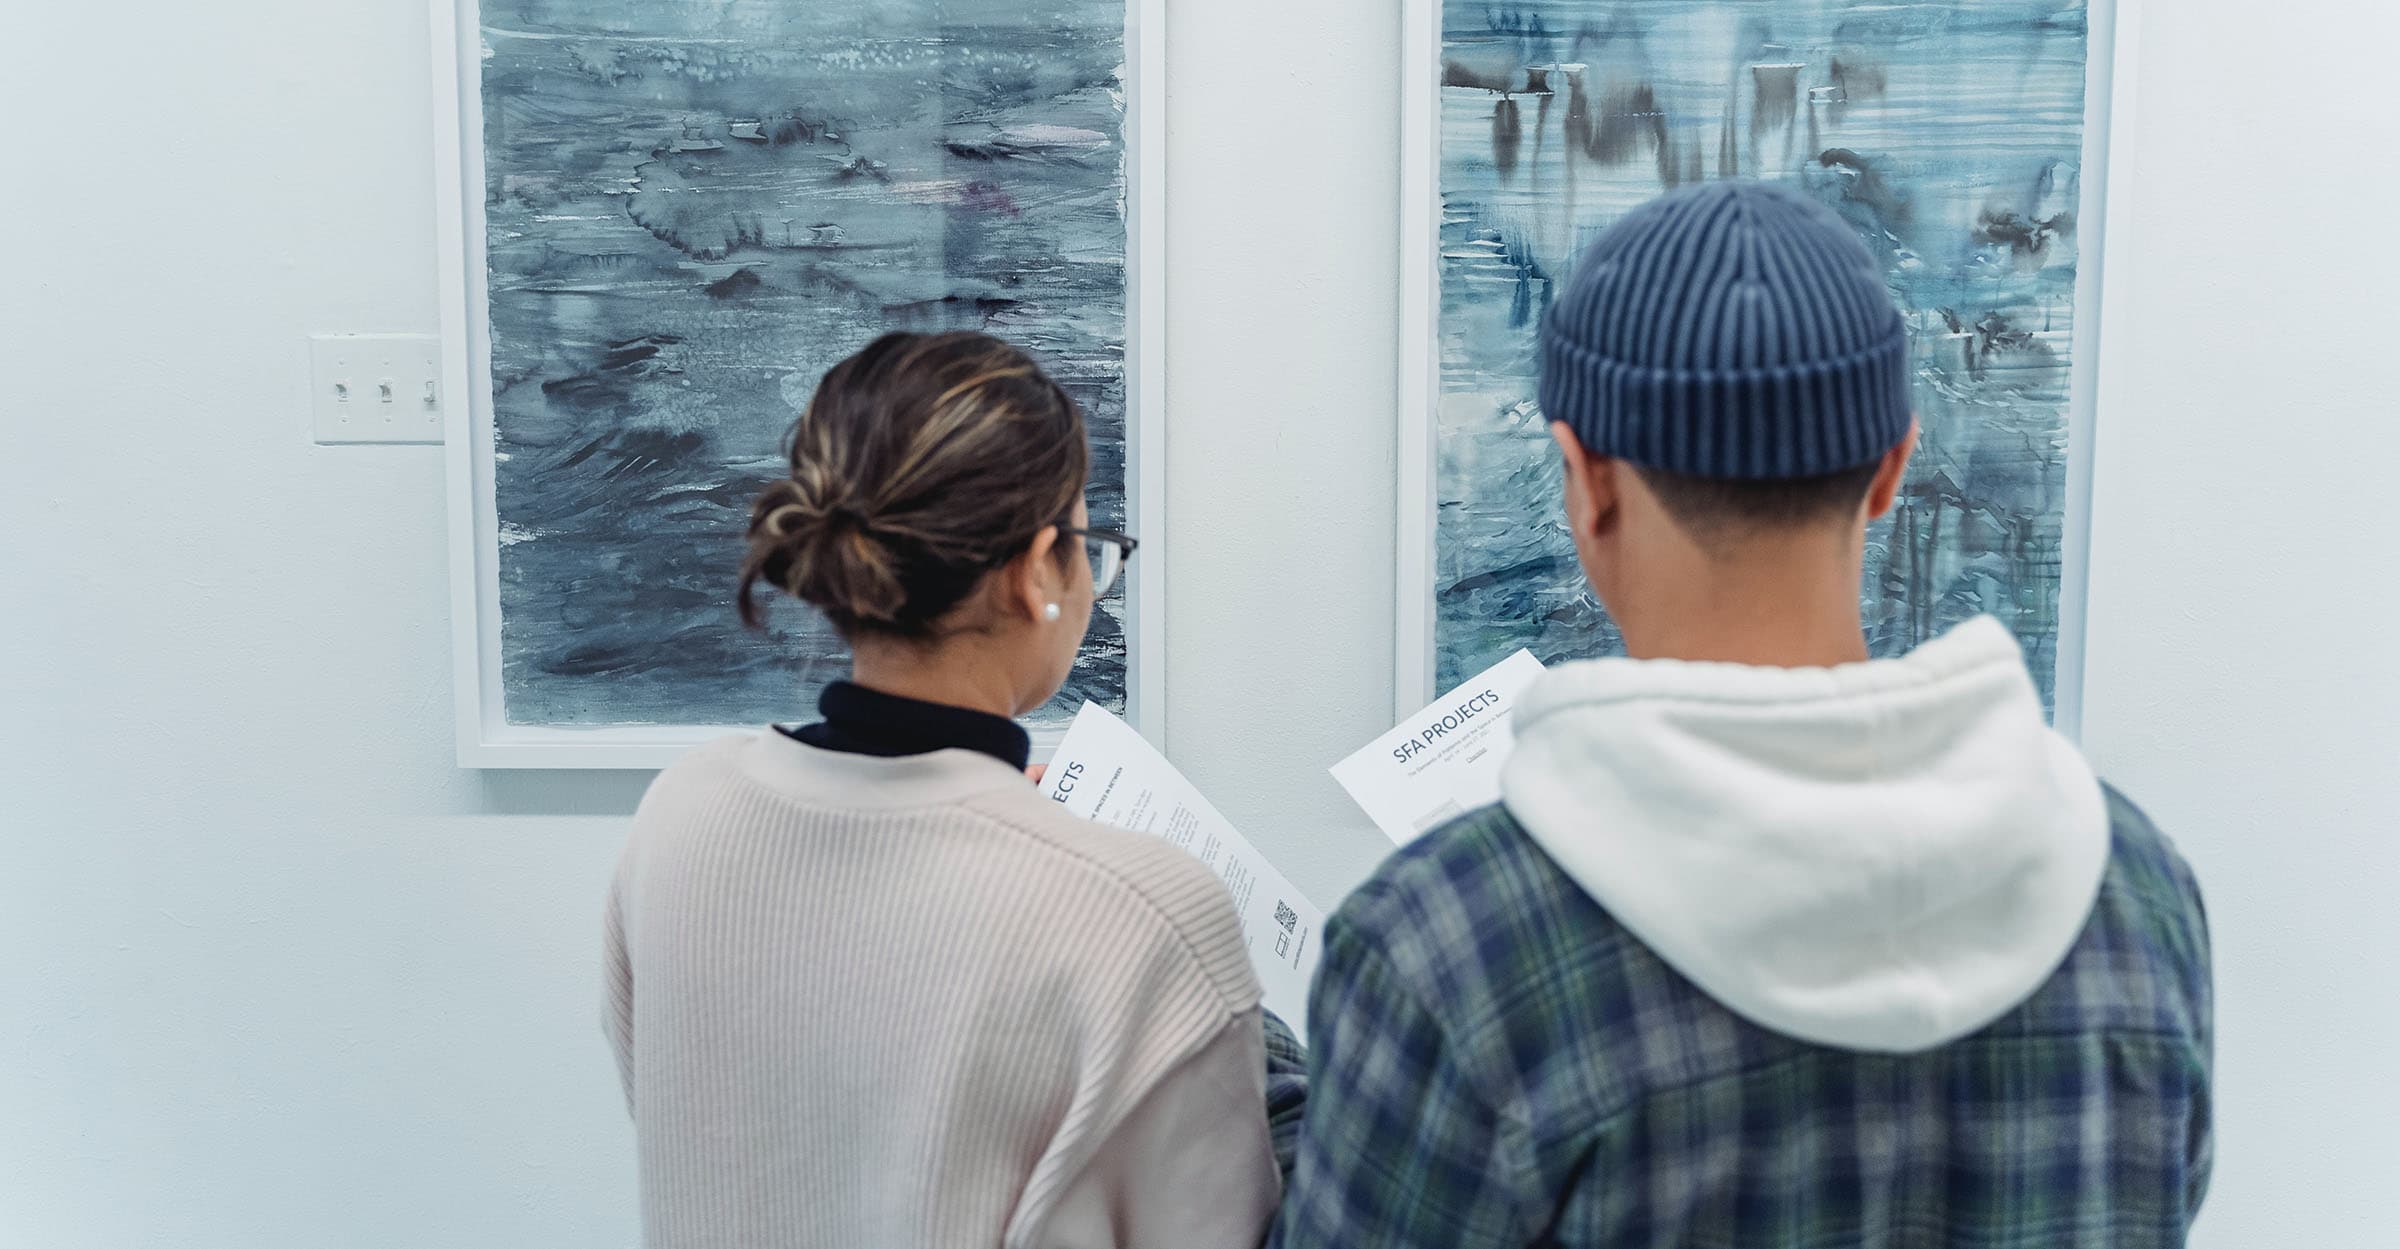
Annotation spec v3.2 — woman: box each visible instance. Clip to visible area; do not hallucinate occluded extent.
[603,331,1284,1249]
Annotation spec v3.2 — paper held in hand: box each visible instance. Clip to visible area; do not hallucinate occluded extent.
[1044,703,1323,1037]
[1331,649,1548,844]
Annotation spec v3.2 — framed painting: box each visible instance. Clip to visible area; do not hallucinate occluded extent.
[430,0,1167,767]
[1395,0,2142,738]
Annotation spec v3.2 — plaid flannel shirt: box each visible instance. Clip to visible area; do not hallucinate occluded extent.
[1268,786,2212,1248]
[1265,1010,1310,1177]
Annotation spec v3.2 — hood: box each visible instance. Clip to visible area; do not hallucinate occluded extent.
[1500,617,2108,1053]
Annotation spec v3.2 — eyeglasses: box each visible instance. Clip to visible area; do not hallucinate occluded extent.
[1056,526,1138,596]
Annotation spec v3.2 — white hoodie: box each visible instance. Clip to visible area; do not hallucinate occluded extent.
[1500,616,2110,1054]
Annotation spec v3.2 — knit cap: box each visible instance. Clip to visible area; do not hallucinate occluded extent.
[1538,180,1912,479]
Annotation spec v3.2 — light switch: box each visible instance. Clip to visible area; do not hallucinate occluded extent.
[311,334,444,444]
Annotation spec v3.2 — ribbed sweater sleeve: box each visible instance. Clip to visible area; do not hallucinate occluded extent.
[1026,1010,1279,1249]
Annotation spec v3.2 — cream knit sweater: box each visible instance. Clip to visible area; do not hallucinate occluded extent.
[604,732,1280,1249]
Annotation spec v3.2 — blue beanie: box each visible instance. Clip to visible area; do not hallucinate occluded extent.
[1538,180,1912,479]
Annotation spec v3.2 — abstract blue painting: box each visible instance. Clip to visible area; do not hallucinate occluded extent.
[1432,1,2095,709]
[476,0,1131,728]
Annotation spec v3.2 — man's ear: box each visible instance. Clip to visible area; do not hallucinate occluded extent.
[1002,524,1065,622]
[1863,420,1920,522]
[1548,422,1621,542]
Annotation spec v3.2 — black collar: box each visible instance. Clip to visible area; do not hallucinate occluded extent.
[778,680,1032,772]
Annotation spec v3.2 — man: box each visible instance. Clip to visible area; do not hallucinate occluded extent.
[1271,180,2211,1247]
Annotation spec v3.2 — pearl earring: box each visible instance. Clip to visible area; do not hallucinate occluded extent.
[1043,602,1062,622]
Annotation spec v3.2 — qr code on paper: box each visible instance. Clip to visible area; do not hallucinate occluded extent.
[1274,901,1298,934]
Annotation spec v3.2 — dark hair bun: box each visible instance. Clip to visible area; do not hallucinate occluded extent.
[743,477,909,627]
[736,331,1088,639]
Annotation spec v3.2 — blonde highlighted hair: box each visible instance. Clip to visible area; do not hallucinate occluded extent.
[738,332,1088,639]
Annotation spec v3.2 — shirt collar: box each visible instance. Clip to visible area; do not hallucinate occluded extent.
[780,680,1032,773]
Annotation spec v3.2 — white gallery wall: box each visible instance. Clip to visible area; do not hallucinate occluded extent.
[0,0,2388,1245]
[2074,0,2400,1240]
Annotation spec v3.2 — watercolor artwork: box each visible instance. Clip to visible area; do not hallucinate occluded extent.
[472,0,1134,731]
[1429,1,2099,710]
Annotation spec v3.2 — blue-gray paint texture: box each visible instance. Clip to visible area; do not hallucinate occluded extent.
[477,0,1129,727]
[1435,1,2090,708]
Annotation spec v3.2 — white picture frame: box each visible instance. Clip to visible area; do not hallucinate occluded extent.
[428,0,1169,769]
[1393,0,2140,741]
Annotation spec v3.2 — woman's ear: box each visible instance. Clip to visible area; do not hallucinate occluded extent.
[1003,524,1066,623]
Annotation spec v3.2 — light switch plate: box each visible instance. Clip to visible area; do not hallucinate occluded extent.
[311,334,444,444]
